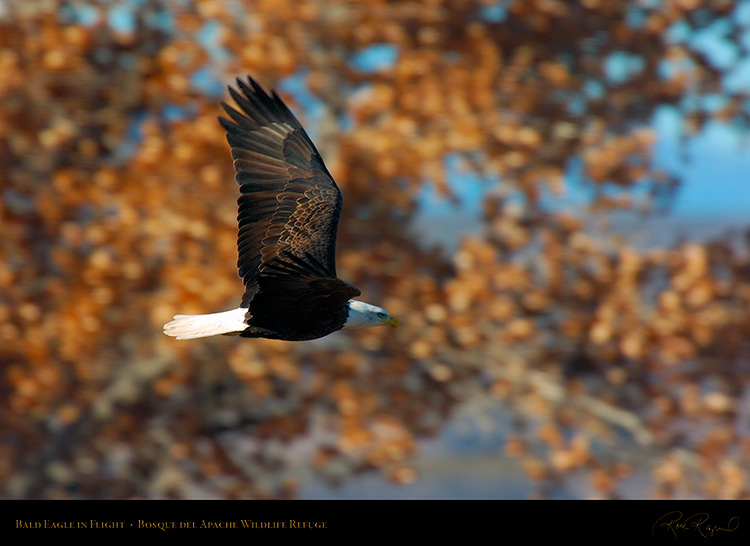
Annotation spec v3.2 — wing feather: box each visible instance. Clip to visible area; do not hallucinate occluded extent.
[219,76,345,309]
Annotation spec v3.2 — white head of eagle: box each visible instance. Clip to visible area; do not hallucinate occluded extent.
[343,300,399,330]
[163,76,398,342]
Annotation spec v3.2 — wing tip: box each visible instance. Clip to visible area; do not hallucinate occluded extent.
[224,75,302,129]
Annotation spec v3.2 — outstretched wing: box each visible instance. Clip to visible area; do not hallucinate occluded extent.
[219,76,344,308]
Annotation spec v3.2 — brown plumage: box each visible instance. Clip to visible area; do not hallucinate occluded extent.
[163,76,397,341]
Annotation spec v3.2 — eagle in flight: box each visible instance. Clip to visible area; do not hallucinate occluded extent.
[164,76,398,341]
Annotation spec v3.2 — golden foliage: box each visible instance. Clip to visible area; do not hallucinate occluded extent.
[2,0,750,499]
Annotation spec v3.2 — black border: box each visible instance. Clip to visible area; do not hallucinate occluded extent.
[4,499,750,541]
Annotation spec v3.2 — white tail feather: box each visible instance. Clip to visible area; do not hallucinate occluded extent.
[163,307,247,340]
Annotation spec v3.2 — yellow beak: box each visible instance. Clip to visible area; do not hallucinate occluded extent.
[384,316,399,328]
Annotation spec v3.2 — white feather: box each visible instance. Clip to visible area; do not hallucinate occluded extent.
[163,307,247,340]
[342,300,394,329]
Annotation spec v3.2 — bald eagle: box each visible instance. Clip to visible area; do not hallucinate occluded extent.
[163,76,398,341]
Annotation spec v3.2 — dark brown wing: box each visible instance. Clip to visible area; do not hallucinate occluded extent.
[219,76,345,308]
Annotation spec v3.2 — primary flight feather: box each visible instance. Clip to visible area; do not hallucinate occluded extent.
[163,76,398,341]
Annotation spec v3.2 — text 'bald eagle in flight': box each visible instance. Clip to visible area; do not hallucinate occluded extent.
[163,76,398,341]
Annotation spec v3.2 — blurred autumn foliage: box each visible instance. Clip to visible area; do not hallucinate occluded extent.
[2,0,750,499]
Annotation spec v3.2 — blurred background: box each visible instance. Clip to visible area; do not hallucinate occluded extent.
[2,0,750,500]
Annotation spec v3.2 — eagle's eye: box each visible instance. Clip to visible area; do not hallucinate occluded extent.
[377,312,386,318]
